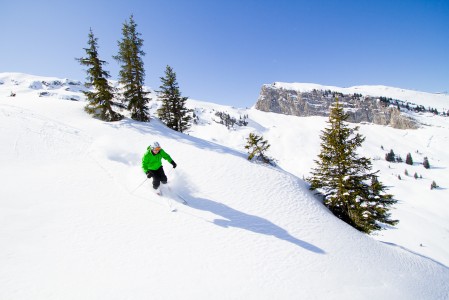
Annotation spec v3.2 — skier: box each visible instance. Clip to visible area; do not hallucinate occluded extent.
[142,142,177,193]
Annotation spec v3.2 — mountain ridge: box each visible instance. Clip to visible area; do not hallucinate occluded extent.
[267,81,449,111]
[254,82,449,129]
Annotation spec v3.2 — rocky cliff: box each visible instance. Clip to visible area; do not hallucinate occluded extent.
[255,83,419,129]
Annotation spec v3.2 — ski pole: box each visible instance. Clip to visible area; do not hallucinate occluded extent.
[167,166,175,176]
[131,178,148,194]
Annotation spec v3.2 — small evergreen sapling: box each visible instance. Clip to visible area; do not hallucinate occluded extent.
[245,133,273,164]
[431,181,438,190]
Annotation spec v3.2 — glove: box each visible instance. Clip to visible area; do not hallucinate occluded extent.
[171,161,177,169]
[146,171,153,178]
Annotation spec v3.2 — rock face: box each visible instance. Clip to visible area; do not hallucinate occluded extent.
[255,84,418,129]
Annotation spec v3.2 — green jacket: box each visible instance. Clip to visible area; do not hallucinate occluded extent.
[142,146,173,173]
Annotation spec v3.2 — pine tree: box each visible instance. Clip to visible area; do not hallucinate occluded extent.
[114,15,150,122]
[431,180,438,190]
[157,65,192,132]
[308,98,398,233]
[366,176,398,227]
[76,28,123,121]
[423,157,430,169]
[245,133,272,164]
[385,149,395,162]
[406,153,413,165]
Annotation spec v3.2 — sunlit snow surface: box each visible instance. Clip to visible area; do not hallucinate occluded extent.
[1,73,448,299]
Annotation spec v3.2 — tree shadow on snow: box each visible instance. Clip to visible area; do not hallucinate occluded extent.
[186,196,326,254]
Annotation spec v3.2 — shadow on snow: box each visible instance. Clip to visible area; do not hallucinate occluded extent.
[185,195,326,254]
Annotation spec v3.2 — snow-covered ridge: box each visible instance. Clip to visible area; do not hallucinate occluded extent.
[0,72,83,89]
[0,72,86,101]
[270,82,449,112]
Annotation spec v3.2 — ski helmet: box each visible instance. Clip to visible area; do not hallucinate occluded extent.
[152,141,161,149]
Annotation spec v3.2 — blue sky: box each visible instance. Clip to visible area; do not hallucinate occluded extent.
[1,0,448,107]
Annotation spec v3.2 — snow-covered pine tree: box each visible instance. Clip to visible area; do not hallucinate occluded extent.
[113,15,150,122]
[157,65,192,132]
[76,28,123,122]
[308,98,398,233]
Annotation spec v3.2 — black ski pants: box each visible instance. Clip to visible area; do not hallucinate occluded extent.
[149,166,167,189]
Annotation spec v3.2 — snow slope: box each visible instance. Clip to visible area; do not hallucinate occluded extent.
[1,73,449,299]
